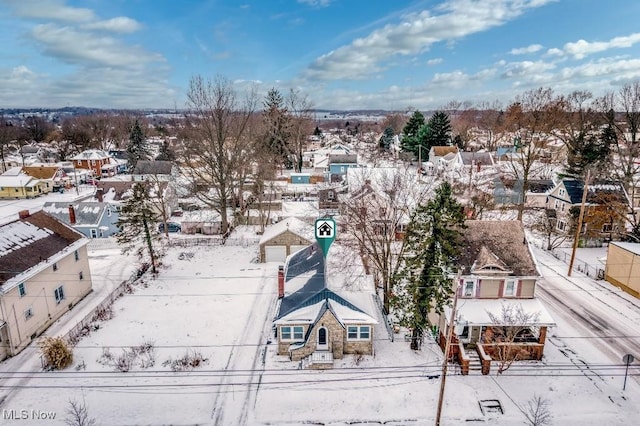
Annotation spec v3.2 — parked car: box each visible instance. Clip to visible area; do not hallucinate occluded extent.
[158,222,181,233]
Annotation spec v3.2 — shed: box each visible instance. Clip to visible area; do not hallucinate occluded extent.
[259,217,314,263]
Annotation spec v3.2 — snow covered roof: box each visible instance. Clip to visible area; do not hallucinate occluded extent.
[259,217,314,246]
[0,175,40,187]
[70,149,111,160]
[42,202,112,226]
[275,297,377,326]
[609,241,640,256]
[445,298,556,327]
[0,211,84,286]
[181,209,221,223]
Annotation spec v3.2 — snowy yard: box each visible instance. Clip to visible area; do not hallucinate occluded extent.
[0,243,638,425]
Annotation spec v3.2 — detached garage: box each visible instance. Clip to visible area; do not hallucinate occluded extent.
[259,217,314,263]
[605,241,640,298]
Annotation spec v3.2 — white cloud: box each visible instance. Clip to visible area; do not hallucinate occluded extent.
[509,44,543,55]
[82,17,142,34]
[304,0,555,81]
[30,24,163,70]
[2,0,96,23]
[427,58,443,65]
[563,33,640,59]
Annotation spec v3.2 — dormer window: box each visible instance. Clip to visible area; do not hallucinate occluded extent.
[463,280,476,297]
[503,279,519,297]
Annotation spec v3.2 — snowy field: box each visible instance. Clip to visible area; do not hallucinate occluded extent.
[0,243,638,425]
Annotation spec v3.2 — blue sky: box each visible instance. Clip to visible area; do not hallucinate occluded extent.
[2,0,640,110]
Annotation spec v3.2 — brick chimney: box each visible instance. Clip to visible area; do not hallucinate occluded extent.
[18,210,30,219]
[278,265,285,298]
[96,187,104,203]
[68,204,76,225]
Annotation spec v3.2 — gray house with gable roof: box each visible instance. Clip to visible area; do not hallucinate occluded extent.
[274,243,377,368]
[42,201,120,238]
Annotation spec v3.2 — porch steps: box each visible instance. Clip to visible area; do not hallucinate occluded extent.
[300,351,334,369]
[466,350,482,373]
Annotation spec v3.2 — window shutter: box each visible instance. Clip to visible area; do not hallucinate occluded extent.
[516,279,522,297]
[498,280,504,297]
[475,280,481,298]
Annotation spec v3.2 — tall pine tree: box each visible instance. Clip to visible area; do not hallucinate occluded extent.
[392,182,465,350]
[401,111,425,154]
[116,182,159,273]
[425,111,452,148]
[126,119,150,172]
[262,88,292,169]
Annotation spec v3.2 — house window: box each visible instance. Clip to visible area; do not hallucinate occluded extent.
[561,202,565,211]
[52,262,58,271]
[463,280,475,297]
[359,326,370,339]
[74,250,79,261]
[504,279,518,297]
[556,220,566,231]
[79,271,84,280]
[327,191,335,200]
[24,307,34,321]
[602,223,613,233]
[559,188,565,197]
[280,326,304,341]
[54,286,65,304]
[90,229,98,238]
[347,326,371,340]
[554,200,559,209]
[18,283,26,297]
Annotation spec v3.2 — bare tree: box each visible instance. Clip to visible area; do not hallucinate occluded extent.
[0,115,17,172]
[181,75,258,235]
[529,209,569,250]
[503,88,557,221]
[286,88,314,172]
[485,302,540,374]
[523,394,552,426]
[339,166,433,312]
[64,398,97,426]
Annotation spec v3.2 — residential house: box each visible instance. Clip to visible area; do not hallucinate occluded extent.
[0,210,92,360]
[328,154,359,181]
[545,179,630,244]
[259,217,314,263]
[22,165,66,191]
[494,178,555,207]
[428,146,459,173]
[0,169,47,199]
[438,220,555,375]
[70,150,117,178]
[42,202,120,238]
[274,243,377,368]
[318,185,343,212]
[132,160,174,182]
[458,151,495,173]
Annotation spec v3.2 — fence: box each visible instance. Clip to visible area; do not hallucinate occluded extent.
[373,293,395,342]
[168,236,260,248]
[548,247,605,280]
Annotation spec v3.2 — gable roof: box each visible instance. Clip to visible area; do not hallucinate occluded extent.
[133,160,174,175]
[70,149,111,161]
[329,154,357,164]
[431,146,458,157]
[42,202,112,227]
[459,220,538,276]
[459,151,494,166]
[0,211,83,285]
[96,181,134,201]
[562,179,629,205]
[259,217,314,246]
[22,165,61,180]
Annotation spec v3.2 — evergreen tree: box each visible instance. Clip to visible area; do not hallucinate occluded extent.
[425,110,452,148]
[400,111,425,153]
[126,119,150,172]
[379,126,394,150]
[392,182,465,350]
[116,182,159,273]
[262,88,292,169]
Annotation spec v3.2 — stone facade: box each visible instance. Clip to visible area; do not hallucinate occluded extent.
[277,309,374,361]
[259,230,312,262]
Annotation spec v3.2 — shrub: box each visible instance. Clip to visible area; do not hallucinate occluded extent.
[39,336,73,370]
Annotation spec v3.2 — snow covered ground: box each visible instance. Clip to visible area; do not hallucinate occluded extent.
[0,241,638,425]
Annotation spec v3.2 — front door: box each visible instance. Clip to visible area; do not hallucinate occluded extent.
[317,327,328,351]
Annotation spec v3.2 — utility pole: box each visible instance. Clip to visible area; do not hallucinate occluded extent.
[435,271,461,426]
[568,170,590,277]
